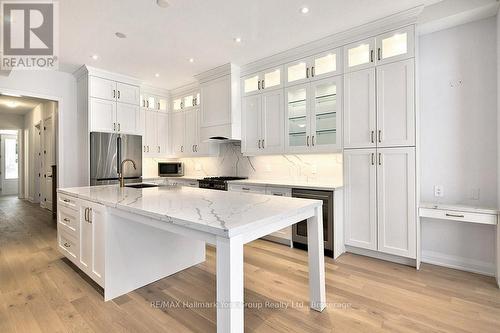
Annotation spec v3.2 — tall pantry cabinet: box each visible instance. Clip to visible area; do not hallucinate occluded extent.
[343,25,417,259]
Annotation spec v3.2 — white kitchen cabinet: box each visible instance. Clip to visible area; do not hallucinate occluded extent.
[376,147,416,258]
[78,201,106,287]
[227,184,267,194]
[171,111,185,155]
[264,187,293,245]
[343,68,376,148]
[344,149,377,251]
[375,26,414,66]
[90,76,116,101]
[144,110,156,154]
[285,76,342,153]
[241,94,261,155]
[157,113,170,154]
[242,66,283,96]
[90,98,116,133]
[185,109,199,154]
[242,90,285,155]
[116,103,140,134]
[172,90,200,112]
[285,48,342,86]
[143,110,170,155]
[344,38,376,73]
[344,59,415,149]
[376,59,415,147]
[116,82,140,105]
[344,147,416,258]
[200,75,230,127]
[344,27,414,73]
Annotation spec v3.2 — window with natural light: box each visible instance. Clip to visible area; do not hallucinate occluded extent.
[5,137,18,179]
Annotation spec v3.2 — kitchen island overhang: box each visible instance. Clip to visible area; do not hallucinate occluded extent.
[57,185,326,333]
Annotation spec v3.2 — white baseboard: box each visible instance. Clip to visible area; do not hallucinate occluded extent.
[421,250,495,277]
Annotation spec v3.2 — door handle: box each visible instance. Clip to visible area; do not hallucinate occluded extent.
[181,146,184,152]
[370,49,374,63]
[378,130,382,143]
[118,123,120,132]
[445,213,465,218]
[84,207,88,222]
[147,145,150,152]
[261,79,265,89]
[262,139,265,149]
[113,123,116,131]
[306,135,310,147]
[258,80,261,90]
[377,48,381,61]
[147,100,149,108]
[311,66,315,77]
[378,153,382,166]
[158,146,160,153]
[371,153,374,165]
[311,135,315,146]
[258,140,261,149]
[87,208,92,224]
[113,89,116,98]
[306,67,310,78]
[117,90,120,99]
[370,130,374,144]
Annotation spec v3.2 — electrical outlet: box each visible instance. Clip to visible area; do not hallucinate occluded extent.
[311,164,317,174]
[434,185,444,197]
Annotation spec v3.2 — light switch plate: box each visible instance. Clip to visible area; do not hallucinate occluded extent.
[434,185,444,197]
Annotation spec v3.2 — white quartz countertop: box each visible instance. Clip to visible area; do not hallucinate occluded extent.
[58,185,322,237]
[227,179,343,191]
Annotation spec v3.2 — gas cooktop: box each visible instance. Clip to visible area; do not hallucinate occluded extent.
[198,176,247,191]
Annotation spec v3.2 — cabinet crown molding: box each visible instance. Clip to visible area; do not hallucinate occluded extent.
[194,63,240,84]
[73,65,141,86]
[170,81,199,97]
[240,6,422,76]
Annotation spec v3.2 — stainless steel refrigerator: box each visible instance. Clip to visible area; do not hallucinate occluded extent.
[90,132,142,186]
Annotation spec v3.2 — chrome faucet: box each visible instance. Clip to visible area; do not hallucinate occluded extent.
[119,159,137,187]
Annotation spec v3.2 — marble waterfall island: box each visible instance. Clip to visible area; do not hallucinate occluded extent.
[57,185,326,333]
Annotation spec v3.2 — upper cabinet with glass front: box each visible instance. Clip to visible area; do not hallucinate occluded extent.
[285,48,342,86]
[172,90,200,111]
[344,26,414,72]
[242,66,283,96]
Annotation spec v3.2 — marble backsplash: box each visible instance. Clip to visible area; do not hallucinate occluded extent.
[143,143,343,184]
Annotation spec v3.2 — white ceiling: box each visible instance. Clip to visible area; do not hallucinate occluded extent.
[59,0,445,89]
[0,95,47,115]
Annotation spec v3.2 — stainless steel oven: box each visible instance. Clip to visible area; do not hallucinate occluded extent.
[158,162,184,177]
[292,189,334,258]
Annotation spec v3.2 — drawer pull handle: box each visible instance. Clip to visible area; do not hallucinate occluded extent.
[63,218,70,222]
[242,187,250,191]
[445,213,465,218]
[273,193,283,196]
[63,242,71,248]
[63,199,70,203]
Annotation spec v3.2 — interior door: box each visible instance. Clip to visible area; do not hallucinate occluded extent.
[343,68,376,148]
[170,111,185,155]
[0,134,19,196]
[310,76,342,152]
[376,59,415,147]
[116,82,140,105]
[90,98,116,133]
[43,118,54,209]
[261,89,284,154]
[377,147,416,258]
[285,83,310,153]
[344,149,377,250]
[116,103,139,134]
[242,94,261,155]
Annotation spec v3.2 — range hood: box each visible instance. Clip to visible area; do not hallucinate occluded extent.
[195,63,241,143]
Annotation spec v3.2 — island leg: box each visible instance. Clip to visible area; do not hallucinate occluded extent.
[307,206,326,311]
[216,235,244,333]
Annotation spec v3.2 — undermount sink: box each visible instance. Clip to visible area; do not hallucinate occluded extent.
[125,183,159,189]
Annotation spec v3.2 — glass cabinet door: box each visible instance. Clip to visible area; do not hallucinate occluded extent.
[262,67,282,90]
[285,84,310,150]
[310,77,341,151]
[183,94,194,109]
[344,38,375,72]
[243,74,260,96]
[376,26,414,65]
[173,98,182,111]
[311,49,340,79]
[146,96,156,110]
[194,92,200,106]
[285,60,309,86]
[157,96,168,112]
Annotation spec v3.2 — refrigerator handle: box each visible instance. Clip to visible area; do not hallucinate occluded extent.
[117,136,122,174]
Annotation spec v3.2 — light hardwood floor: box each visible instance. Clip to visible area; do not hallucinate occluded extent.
[1,196,499,332]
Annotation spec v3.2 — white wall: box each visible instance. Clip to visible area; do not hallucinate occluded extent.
[420,17,497,275]
[0,70,78,188]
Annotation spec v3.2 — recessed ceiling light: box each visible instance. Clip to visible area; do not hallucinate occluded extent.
[115,32,127,39]
[91,54,99,60]
[7,101,17,108]
[155,73,160,78]
[234,37,242,43]
[156,0,169,8]
[300,6,309,14]
[189,58,194,63]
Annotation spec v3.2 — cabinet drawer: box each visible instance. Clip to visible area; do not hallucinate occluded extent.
[228,184,267,194]
[58,206,79,233]
[266,187,292,197]
[58,229,79,262]
[58,194,79,210]
[419,208,497,226]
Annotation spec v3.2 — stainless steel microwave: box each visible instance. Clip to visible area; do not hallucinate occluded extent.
[158,162,184,177]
